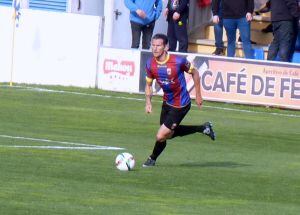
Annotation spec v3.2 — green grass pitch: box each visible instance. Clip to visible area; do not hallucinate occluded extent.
[0,84,299,215]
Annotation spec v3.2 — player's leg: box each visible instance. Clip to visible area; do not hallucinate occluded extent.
[143,103,171,167]
[171,104,215,140]
[153,103,214,141]
[172,122,215,141]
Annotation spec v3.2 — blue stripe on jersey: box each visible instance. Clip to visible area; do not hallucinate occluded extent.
[157,65,174,105]
[176,57,190,106]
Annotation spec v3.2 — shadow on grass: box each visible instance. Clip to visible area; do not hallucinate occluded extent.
[179,161,250,168]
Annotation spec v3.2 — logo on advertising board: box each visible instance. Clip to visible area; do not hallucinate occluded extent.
[103,59,135,76]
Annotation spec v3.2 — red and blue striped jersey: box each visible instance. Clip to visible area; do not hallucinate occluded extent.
[145,54,193,108]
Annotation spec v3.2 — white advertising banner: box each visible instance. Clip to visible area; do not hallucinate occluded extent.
[0,7,14,82]
[13,9,100,87]
[98,47,140,93]
[0,6,101,87]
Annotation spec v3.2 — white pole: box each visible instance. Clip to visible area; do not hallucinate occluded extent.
[9,18,16,87]
[103,0,114,47]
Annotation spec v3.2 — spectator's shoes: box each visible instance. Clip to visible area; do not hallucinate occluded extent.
[142,157,156,167]
[203,122,216,141]
[212,48,225,56]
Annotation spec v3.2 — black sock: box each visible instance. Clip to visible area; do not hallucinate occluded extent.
[172,125,205,138]
[150,141,167,161]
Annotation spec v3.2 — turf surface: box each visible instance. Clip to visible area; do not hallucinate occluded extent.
[0,84,299,215]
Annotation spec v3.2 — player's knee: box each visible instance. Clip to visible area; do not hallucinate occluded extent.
[156,134,167,142]
[156,132,173,142]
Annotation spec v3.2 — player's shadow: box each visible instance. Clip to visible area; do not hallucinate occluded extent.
[180,161,250,168]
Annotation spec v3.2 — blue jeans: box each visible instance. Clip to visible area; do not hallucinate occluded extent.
[268,20,299,62]
[214,18,224,49]
[223,17,253,59]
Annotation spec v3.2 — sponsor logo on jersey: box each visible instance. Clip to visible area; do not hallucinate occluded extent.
[167,68,172,75]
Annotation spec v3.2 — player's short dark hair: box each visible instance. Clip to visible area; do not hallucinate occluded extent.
[152,34,168,46]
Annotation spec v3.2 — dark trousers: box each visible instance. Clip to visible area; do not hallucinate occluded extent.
[167,18,188,52]
[130,21,155,49]
[267,20,298,62]
[214,18,224,49]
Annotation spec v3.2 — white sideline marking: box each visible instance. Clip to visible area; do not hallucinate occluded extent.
[0,134,125,150]
[0,145,122,150]
[2,85,300,118]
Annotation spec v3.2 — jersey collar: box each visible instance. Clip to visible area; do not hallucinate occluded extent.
[155,52,170,65]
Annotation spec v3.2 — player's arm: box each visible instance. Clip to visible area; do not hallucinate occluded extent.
[145,78,153,113]
[191,68,203,109]
[183,57,203,109]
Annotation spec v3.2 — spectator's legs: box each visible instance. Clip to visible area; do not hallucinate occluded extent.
[142,21,155,49]
[295,24,300,51]
[267,21,280,61]
[289,19,299,60]
[268,21,295,62]
[130,21,142,49]
[223,18,237,57]
[174,18,188,52]
[167,19,177,51]
[238,17,253,59]
[214,18,224,49]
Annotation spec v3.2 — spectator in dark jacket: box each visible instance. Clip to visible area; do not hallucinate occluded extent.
[212,0,254,59]
[164,0,189,52]
[267,0,300,62]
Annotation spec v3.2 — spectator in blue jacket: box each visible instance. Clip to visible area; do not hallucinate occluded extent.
[124,0,163,49]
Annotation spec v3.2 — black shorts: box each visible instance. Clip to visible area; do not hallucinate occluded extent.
[160,102,191,130]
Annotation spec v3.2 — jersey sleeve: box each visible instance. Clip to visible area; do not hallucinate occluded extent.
[180,57,194,74]
[145,59,154,84]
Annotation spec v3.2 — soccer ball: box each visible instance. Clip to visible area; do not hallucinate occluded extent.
[115,152,135,171]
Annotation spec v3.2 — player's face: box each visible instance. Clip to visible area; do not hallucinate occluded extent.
[151,39,167,59]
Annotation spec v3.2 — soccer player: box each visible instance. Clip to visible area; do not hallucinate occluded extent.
[143,33,215,167]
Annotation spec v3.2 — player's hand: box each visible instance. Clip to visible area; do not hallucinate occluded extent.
[246,13,253,22]
[164,8,169,17]
[145,103,152,114]
[212,15,219,24]
[195,95,203,109]
[136,9,146,19]
[173,12,180,20]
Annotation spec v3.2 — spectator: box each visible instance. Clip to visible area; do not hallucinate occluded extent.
[254,0,269,10]
[124,0,163,49]
[267,0,300,62]
[165,0,189,52]
[212,0,225,55]
[254,1,272,33]
[296,22,300,51]
[212,0,254,59]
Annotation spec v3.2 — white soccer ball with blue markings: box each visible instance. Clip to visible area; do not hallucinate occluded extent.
[115,152,135,171]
